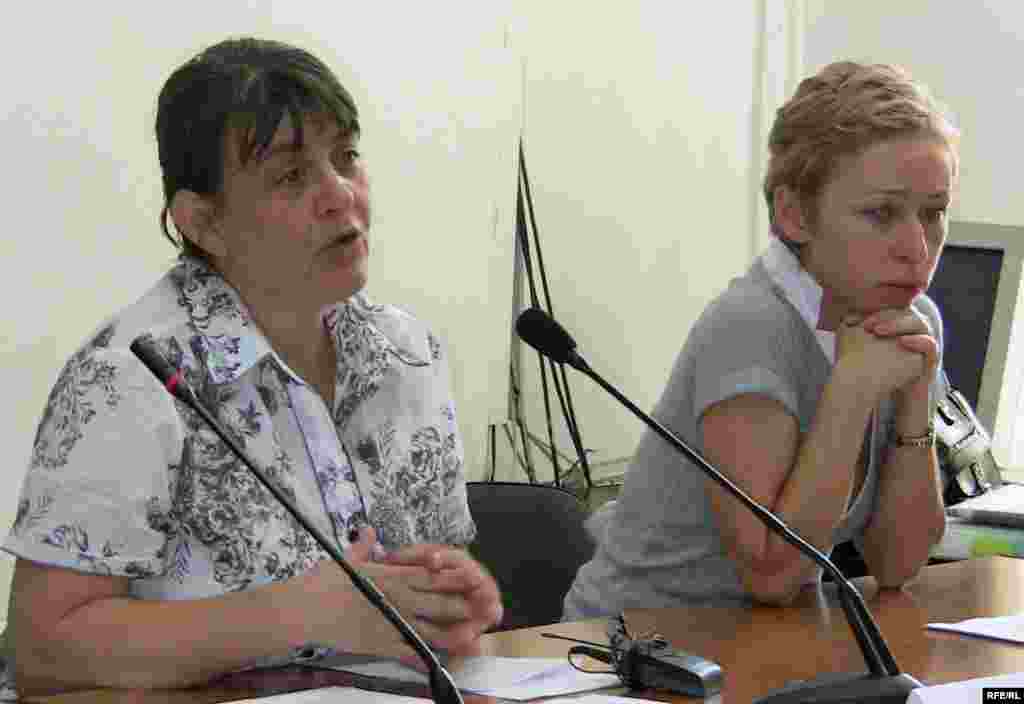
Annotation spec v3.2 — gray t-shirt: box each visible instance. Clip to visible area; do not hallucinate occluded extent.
[564,255,943,619]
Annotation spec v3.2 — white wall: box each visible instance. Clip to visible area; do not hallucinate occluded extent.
[804,0,1024,228]
[0,1,771,624]
[802,0,1024,475]
[496,1,768,482]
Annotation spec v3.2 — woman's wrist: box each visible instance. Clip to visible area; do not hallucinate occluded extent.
[890,421,936,449]
[893,377,933,435]
[830,358,887,411]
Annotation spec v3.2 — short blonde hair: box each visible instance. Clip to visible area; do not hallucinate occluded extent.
[763,61,959,231]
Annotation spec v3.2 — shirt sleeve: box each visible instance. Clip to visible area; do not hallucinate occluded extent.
[688,297,804,424]
[4,346,182,578]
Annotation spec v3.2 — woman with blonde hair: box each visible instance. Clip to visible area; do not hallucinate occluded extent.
[565,61,957,616]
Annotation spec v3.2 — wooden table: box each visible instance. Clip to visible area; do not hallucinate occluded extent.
[25,556,1024,703]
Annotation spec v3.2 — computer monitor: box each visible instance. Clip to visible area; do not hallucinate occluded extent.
[927,244,1003,412]
[927,220,1024,474]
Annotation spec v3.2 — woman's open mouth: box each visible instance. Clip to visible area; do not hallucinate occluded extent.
[328,230,361,249]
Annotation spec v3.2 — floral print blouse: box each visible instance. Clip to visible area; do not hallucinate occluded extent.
[0,256,475,694]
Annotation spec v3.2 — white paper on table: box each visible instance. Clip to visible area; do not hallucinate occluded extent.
[322,654,564,688]
[907,671,1024,703]
[452,656,578,691]
[926,613,1024,645]
[316,655,621,700]
[319,656,428,685]
[222,685,430,703]
[543,695,669,704]
[463,663,622,701]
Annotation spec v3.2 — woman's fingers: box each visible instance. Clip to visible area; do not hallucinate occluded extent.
[384,542,447,568]
[863,308,932,337]
[385,546,491,593]
[414,615,492,655]
[466,579,504,629]
[350,536,502,651]
[368,554,502,628]
[344,525,378,563]
[406,589,474,625]
[395,584,499,654]
[895,334,939,369]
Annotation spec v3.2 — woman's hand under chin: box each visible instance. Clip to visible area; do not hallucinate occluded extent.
[860,307,939,404]
[835,306,935,402]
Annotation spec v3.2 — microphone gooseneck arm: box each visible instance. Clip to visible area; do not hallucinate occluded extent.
[130,336,462,704]
[516,307,922,703]
[568,352,893,677]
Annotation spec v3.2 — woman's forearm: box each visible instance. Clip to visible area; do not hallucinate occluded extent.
[13,567,402,697]
[861,448,945,587]
[743,365,879,601]
[766,365,877,561]
[860,378,945,586]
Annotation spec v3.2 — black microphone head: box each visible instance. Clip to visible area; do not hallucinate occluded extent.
[130,335,176,384]
[130,334,194,403]
[515,307,582,367]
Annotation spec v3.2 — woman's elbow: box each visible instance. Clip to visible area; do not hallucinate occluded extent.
[739,560,810,606]
[875,570,914,590]
[11,629,209,694]
[13,652,208,695]
[864,523,943,590]
[874,561,925,590]
[930,514,947,549]
[747,579,804,606]
[12,646,70,699]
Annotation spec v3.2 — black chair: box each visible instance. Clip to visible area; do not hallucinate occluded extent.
[824,539,869,581]
[466,481,596,631]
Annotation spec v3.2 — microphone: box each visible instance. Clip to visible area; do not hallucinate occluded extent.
[130,335,462,704]
[515,307,922,704]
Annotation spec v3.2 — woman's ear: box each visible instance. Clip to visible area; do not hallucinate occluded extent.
[169,190,227,259]
[772,186,813,245]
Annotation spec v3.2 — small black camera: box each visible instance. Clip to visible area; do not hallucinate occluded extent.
[615,635,722,698]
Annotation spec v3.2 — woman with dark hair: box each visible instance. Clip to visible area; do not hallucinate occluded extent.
[1,37,501,696]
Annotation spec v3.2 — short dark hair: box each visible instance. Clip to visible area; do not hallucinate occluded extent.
[155,37,360,260]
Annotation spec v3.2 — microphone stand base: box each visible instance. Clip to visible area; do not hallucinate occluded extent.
[754,672,923,703]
